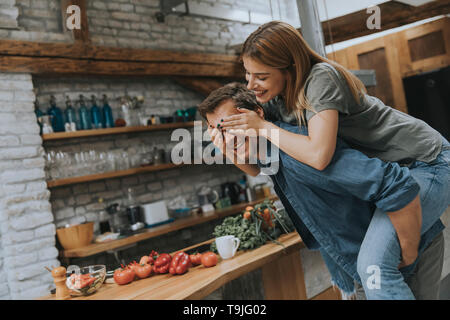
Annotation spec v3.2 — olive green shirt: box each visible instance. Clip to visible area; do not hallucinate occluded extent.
[262,62,443,164]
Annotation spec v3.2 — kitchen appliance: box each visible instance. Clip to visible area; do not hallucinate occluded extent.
[106,203,131,236]
[97,198,111,234]
[197,186,219,206]
[221,182,242,205]
[141,200,171,227]
[124,188,144,231]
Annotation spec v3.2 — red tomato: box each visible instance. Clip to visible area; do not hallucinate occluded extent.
[135,263,153,279]
[113,266,135,285]
[128,261,138,272]
[201,252,218,268]
[189,253,202,266]
[139,256,150,265]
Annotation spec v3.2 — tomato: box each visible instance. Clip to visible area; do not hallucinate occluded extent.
[153,253,172,274]
[243,211,251,220]
[189,253,202,266]
[169,252,190,275]
[70,274,96,289]
[139,256,150,265]
[135,263,153,279]
[245,206,254,211]
[128,261,138,271]
[127,261,139,279]
[140,250,158,265]
[113,266,135,285]
[79,276,95,289]
[201,252,218,268]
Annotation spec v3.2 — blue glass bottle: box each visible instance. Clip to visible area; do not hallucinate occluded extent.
[47,95,65,132]
[78,94,92,130]
[101,94,115,128]
[34,101,44,135]
[64,96,78,130]
[90,95,103,129]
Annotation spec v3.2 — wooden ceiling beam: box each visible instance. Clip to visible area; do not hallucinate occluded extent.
[0,39,244,77]
[230,0,450,52]
[0,40,239,64]
[0,55,243,77]
[323,0,450,45]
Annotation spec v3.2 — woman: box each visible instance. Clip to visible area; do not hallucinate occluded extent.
[219,21,450,299]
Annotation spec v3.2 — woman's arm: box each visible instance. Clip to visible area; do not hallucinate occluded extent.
[234,163,261,177]
[220,108,339,171]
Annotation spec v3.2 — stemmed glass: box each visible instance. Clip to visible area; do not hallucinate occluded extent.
[53,151,70,178]
[97,151,107,173]
[45,150,56,180]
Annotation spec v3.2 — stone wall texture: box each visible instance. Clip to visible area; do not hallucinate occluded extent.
[0,74,59,299]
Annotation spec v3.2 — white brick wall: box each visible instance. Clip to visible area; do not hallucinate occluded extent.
[0,73,59,300]
[0,0,18,29]
[1,0,278,53]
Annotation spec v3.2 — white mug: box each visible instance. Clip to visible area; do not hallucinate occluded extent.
[215,235,240,260]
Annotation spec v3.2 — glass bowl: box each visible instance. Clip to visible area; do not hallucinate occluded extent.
[65,265,106,296]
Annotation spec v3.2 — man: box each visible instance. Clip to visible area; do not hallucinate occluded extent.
[198,82,445,299]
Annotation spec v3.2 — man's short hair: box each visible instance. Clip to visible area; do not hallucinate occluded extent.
[198,82,261,119]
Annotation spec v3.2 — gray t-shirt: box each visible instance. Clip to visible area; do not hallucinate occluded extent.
[263,62,443,164]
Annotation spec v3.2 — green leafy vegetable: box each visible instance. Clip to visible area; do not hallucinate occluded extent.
[210,199,294,253]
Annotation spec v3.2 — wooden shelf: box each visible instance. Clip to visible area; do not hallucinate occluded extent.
[61,196,278,259]
[42,122,196,141]
[46,163,186,188]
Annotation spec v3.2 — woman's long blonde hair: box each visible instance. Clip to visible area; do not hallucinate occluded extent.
[240,21,367,125]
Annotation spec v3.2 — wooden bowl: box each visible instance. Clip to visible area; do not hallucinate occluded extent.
[56,222,94,250]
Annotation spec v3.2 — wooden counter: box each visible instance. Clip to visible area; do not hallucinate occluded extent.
[42,232,314,300]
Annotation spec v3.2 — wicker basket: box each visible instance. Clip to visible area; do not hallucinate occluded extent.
[56,222,94,250]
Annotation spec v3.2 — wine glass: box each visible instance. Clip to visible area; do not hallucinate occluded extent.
[45,150,56,180]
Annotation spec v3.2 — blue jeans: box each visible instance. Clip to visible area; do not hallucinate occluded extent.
[357,137,450,299]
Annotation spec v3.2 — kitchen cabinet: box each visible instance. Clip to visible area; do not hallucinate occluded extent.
[328,17,449,115]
